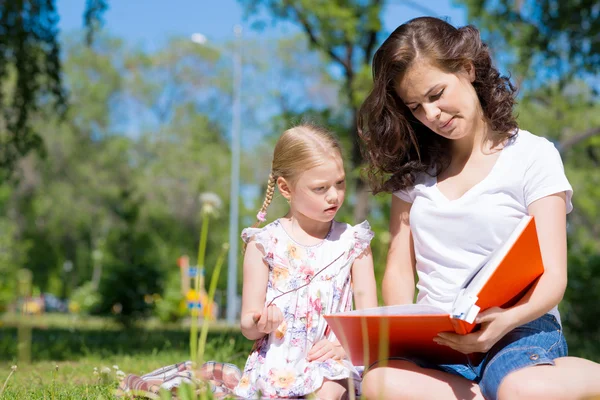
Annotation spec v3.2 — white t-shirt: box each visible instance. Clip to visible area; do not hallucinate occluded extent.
[393,129,573,322]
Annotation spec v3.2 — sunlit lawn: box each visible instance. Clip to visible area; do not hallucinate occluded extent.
[0,313,251,399]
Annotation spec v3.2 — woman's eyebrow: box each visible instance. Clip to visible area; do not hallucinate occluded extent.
[404,84,441,105]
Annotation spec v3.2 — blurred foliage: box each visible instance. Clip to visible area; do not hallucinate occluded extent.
[96,187,164,321]
[69,281,101,315]
[0,34,233,322]
[154,272,188,323]
[457,0,600,87]
[462,0,600,359]
[0,0,598,361]
[238,0,385,221]
[0,0,107,180]
[562,245,600,359]
[0,318,249,363]
[517,81,600,360]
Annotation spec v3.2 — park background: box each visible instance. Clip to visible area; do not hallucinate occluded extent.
[1,0,599,398]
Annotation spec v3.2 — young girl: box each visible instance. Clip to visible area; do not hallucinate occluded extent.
[357,17,600,400]
[234,123,378,399]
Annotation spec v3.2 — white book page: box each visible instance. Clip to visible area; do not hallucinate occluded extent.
[330,304,447,317]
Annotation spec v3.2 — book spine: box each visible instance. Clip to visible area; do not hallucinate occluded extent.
[450,318,476,335]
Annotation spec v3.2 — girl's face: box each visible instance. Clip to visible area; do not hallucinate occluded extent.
[395,59,482,141]
[282,153,346,223]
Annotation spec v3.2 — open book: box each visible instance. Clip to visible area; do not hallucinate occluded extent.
[324,215,544,365]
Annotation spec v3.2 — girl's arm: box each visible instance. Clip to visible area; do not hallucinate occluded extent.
[309,246,377,362]
[351,246,378,309]
[239,241,283,340]
[383,195,417,305]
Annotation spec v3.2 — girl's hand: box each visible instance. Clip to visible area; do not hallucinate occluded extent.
[307,339,345,362]
[252,304,284,334]
[434,307,517,354]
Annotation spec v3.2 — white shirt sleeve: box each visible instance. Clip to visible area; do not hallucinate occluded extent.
[393,187,413,203]
[523,140,573,213]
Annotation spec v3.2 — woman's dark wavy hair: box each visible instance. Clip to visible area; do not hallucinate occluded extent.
[358,17,518,194]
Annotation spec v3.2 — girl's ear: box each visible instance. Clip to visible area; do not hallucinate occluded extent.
[277,177,292,202]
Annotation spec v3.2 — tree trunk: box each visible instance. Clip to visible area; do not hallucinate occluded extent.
[350,107,370,223]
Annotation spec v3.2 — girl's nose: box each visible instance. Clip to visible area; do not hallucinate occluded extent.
[325,187,338,202]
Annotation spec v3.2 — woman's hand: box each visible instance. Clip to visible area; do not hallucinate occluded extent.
[307,339,345,362]
[251,304,284,334]
[434,307,517,354]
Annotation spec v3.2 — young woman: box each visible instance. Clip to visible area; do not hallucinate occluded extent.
[357,16,600,400]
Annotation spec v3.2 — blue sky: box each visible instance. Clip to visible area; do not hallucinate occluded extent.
[55,0,467,143]
[57,0,467,48]
[54,1,466,206]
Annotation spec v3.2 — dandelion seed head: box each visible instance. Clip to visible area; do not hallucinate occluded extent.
[200,192,222,215]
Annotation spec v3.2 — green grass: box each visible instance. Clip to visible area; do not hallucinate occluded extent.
[0,313,251,399]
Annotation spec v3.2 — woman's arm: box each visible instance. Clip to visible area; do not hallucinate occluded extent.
[239,241,283,340]
[383,195,417,305]
[351,246,378,309]
[502,192,568,325]
[436,192,569,354]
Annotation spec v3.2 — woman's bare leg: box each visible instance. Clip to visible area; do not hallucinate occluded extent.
[497,356,600,400]
[361,360,483,400]
[314,378,349,400]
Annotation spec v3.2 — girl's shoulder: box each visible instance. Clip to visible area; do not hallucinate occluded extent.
[329,220,374,251]
[241,220,283,254]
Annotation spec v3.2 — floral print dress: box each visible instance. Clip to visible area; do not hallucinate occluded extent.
[234,219,374,399]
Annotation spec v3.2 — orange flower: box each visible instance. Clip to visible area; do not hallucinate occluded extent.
[287,243,304,260]
[272,265,289,287]
[275,320,287,340]
[237,374,250,389]
[269,368,296,389]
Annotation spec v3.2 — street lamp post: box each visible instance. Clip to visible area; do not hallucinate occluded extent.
[227,25,242,324]
[191,25,242,324]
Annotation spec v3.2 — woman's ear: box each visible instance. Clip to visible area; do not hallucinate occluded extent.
[277,177,292,202]
[464,62,476,82]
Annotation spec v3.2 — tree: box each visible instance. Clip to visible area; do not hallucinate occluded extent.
[458,0,600,151]
[0,0,107,180]
[463,1,600,358]
[516,81,600,251]
[238,0,384,222]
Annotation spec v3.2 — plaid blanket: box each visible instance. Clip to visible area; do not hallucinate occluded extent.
[116,361,242,399]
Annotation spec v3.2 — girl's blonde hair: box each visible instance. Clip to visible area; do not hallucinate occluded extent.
[253,123,342,228]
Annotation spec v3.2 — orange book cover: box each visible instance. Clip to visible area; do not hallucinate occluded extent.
[324,215,544,366]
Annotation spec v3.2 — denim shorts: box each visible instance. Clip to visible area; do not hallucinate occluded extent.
[374,313,568,400]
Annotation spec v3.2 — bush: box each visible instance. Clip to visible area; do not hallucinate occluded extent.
[69,282,101,314]
[154,271,187,323]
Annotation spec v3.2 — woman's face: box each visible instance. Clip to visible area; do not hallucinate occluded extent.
[395,59,482,141]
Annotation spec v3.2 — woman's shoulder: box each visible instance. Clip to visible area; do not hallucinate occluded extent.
[510,129,557,152]
[392,170,434,203]
[505,129,562,166]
